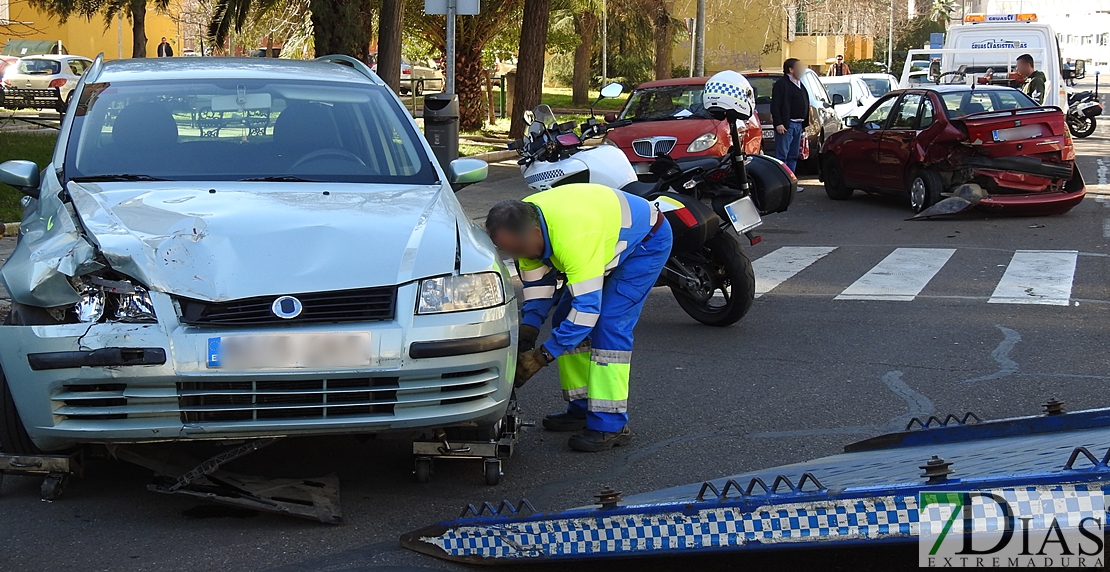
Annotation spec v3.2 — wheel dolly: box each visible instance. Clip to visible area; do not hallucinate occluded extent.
[412,396,530,486]
[0,451,83,500]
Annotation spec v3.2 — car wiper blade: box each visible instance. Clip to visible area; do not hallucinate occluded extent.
[71,174,167,182]
[239,176,320,182]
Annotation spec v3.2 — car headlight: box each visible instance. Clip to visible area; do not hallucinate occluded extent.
[417,272,505,314]
[687,132,718,153]
[74,277,157,323]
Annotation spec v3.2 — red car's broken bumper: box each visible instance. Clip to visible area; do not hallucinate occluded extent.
[976,186,1086,216]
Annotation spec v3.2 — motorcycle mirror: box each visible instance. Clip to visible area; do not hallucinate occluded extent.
[523,110,535,124]
[604,112,617,123]
[599,83,624,99]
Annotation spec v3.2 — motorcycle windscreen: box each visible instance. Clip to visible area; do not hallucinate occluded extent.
[746,154,796,214]
[647,192,721,254]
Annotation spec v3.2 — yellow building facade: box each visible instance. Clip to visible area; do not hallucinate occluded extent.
[2,0,180,60]
[671,0,874,73]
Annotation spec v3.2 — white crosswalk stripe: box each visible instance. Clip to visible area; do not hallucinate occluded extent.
[988,250,1078,306]
[751,246,837,298]
[835,248,956,302]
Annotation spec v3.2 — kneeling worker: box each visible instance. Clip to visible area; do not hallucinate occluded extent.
[485,184,672,452]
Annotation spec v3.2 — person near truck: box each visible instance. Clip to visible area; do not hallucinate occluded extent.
[827,55,851,76]
[771,58,810,174]
[485,184,672,452]
[1016,53,1046,104]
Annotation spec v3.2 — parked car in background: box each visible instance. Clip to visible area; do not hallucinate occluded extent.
[855,73,900,97]
[1,39,67,58]
[745,68,843,172]
[601,76,762,179]
[0,55,92,113]
[369,53,444,95]
[0,56,516,455]
[819,75,877,120]
[819,85,1083,215]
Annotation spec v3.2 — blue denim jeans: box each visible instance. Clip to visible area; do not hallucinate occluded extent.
[774,121,805,173]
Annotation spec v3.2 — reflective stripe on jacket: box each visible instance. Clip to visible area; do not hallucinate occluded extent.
[517,183,658,358]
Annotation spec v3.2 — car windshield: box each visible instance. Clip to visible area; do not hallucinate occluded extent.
[940,89,1038,117]
[65,79,435,184]
[824,82,853,102]
[619,85,709,121]
[749,76,777,105]
[862,78,892,97]
[18,59,60,75]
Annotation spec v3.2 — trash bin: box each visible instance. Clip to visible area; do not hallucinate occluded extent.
[423,93,459,171]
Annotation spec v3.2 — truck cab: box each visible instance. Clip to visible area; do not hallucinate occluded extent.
[901,14,1065,109]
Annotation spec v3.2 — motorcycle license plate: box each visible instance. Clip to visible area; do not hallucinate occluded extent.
[724,196,762,234]
[207,332,371,369]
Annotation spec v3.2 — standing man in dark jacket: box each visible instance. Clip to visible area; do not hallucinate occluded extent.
[157,37,174,58]
[771,58,810,173]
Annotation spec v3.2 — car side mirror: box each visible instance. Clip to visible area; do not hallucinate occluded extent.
[447,158,488,190]
[604,112,617,122]
[843,116,861,128]
[0,160,40,198]
[832,94,844,105]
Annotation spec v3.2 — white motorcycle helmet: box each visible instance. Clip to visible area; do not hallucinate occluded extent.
[703,70,755,122]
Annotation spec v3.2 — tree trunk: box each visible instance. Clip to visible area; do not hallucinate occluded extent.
[509,0,551,138]
[309,0,372,61]
[130,0,147,58]
[571,11,597,106]
[652,4,673,79]
[378,0,403,92]
[457,43,488,130]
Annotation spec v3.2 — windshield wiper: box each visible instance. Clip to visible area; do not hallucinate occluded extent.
[239,176,320,182]
[71,174,167,182]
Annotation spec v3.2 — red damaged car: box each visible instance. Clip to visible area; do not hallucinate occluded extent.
[602,77,762,179]
[819,85,1085,216]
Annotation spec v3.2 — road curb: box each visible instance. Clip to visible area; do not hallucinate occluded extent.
[470,149,518,163]
[1,223,18,237]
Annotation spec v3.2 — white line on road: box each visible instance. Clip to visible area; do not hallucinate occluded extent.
[835,248,956,301]
[752,246,837,298]
[988,250,1078,306]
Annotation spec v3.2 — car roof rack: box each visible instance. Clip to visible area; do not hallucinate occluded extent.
[314,54,380,83]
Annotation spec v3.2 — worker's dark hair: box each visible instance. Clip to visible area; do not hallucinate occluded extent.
[783,58,800,75]
[836,54,844,58]
[485,200,540,238]
[1017,53,1035,67]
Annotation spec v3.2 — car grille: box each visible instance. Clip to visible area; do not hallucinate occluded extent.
[50,369,499,424]
[632,137,678,159]
[177,287,397,327]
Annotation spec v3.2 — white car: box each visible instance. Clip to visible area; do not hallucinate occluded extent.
[819,75,876,120]
[0,54,91,113]
[854,73,900,98]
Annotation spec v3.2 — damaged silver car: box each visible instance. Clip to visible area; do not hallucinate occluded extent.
[0,55,518,455]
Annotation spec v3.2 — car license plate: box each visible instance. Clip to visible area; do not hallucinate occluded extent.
[762,127,775,139]
[723,196,762,234]
[207,332,371,369]
[992,125,1043,142]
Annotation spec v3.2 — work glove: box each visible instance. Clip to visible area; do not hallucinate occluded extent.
[518,324,539,352]
[514,347,550,388]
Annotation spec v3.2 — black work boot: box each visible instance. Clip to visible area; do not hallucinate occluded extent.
[568,427,632,452]
[542,412,587,432]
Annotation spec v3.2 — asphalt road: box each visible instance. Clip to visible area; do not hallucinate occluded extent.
[1,126,1109,572]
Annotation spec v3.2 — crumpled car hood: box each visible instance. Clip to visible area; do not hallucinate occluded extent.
[65,182,462,302]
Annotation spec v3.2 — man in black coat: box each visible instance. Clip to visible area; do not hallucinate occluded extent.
[157,38,174,58]
[770,58,809,173]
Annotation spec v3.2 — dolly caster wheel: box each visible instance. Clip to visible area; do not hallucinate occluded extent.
[414,458,433,483]
[483,459,502,486]
[41,474,67,500]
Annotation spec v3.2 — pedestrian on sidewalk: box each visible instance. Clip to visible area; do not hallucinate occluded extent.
[827,55,851,76]
[157,37,174,58]
[771,58,809,174]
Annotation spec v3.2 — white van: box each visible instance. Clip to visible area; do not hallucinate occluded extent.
[901,13,1065,108]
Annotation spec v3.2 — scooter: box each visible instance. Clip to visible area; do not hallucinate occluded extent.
[508,83,795,327]
[1067,90,1102,139]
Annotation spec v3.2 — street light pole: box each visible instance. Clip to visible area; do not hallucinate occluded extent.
[887,0,893,71]
[601,0,608,86]
[446,0,457,94]
[694,0,705,75]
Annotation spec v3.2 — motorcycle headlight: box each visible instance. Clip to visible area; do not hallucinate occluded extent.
[687,132,718,153]
[74,277,157,323]
[417,272,505,314]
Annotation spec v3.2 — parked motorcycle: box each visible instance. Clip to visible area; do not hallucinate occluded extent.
[1067,90,1102,139]
[508,77,795,326]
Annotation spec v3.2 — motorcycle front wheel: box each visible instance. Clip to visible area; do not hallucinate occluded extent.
[1069,115,1096,138]
[669,232,756,327]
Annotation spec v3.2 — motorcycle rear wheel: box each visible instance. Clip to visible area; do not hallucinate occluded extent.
[670,233,756,327]
[1069,115,1096,138]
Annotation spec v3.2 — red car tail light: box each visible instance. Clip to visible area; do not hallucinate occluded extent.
[48,78,66,88]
